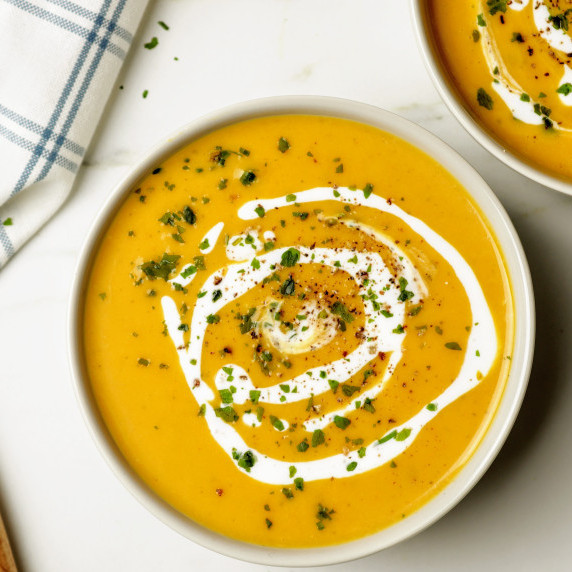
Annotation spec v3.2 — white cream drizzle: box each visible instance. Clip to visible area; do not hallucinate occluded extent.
[161,186,497,485]
[479,1,572,127]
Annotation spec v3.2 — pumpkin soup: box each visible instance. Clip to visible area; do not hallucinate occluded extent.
[83,115,514,547]
[427,0,572,181]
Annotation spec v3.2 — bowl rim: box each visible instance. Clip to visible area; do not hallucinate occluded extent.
[68,94,535,567]
[410,0,572,197]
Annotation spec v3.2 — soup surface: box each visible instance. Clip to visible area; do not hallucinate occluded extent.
[84,115,514,547]
[427,0,572,181]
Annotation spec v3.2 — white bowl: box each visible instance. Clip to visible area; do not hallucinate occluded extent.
[411,0,572,197]
[68,95,534,566]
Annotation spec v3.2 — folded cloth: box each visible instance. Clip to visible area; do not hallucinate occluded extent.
[0,0,148,268]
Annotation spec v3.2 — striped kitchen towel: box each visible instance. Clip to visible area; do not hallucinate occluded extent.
[0,0,149,268]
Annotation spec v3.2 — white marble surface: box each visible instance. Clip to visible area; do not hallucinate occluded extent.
[1,1,571,570]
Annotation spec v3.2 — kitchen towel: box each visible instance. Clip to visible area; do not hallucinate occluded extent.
[0,0,149,268]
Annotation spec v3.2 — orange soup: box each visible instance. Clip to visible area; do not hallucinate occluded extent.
[427,0,572,181]
[83,115,514,547]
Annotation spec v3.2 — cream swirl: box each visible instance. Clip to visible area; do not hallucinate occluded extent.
[479,1,572,127]
[161,187,497,485]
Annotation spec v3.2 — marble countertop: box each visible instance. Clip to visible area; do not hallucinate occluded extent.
[1,1,571,570]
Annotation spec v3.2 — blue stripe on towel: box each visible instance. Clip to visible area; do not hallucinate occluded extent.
[0,225,15,258]
[0,122,78,172]
[3,0,126,59]
[10,0,114,198]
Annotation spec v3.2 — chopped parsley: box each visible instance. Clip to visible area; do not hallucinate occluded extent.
[445,341,462,351]
[2,217,12,226]
[297,439,309,452]
[333,415,351,430]
[240,170,256,186]
[278,137,290,153]
[395,428,411,441]
[398,276,414,302]
[477,87,494,110]
[254,205,265,218]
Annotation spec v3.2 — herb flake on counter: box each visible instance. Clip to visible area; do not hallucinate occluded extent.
[240,170,256,186]
[281,247,300,267]
[311,429,325,447]
[334,415,351,430]
[2,217,12,226]
[270,415,285,431]
[158,21,169,30]
[297,439,309,452]
[215,406,238,423]
[378,429,397,444]
[142,90,149,99]
[140,253,180,281]
[363,183,374,199]
[557,83,572,96]
[144,37,158,49]
[236,450,256,472]
[487,0,507,16]
[395,428,411,441]
[331,301,354,324]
